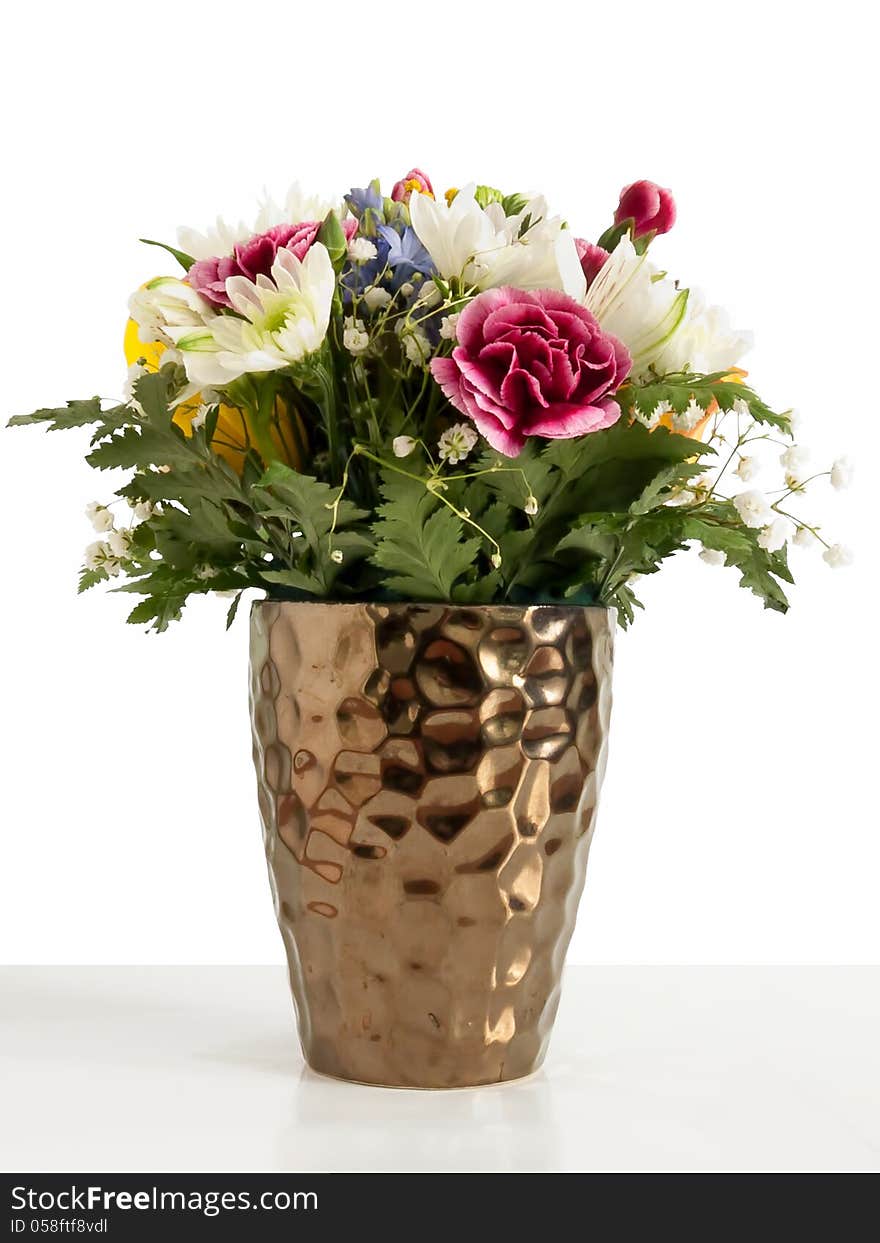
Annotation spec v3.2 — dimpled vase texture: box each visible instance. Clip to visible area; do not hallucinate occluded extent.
[250,601,614,1088]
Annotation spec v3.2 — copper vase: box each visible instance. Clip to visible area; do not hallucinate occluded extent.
[250,601,614,1088]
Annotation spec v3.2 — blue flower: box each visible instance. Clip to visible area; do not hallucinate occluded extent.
[377,225,434,284]
[345,182,382,220]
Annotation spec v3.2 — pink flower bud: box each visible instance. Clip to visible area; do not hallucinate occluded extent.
[391,168,434,204]
[614,180,676,238]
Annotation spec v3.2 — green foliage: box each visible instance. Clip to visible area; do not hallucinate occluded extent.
[371,472,481,600]
[8,397,111,431]
[618,372,792,433]
[253,461,373,594]
[8,322,802,630]
[556,491,792,626]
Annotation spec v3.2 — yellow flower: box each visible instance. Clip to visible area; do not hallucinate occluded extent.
[124,304,304,473]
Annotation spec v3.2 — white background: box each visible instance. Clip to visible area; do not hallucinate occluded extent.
[1,0,876,967]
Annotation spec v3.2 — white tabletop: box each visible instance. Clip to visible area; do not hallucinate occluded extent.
[1,965,878,1173]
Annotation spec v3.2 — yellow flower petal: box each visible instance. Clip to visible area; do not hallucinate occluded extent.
[124,294,305,473]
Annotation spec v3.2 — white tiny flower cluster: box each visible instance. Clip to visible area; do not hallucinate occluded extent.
[438,423,478,464]
[725,446,853,568]
[401,327,431,366]
[348,237,377,263]
[363,286,392,312]
[688,398,854,574]
[82,497,156,578]
[734,455,759,482]
[780,444,811,489]
[439,313,460,342]
[830,456,853,491]
[343,317,370,356]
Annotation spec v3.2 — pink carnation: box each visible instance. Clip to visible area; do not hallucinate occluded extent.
[430,287,630,458]
[614,180,676,239]
[391,168,434,204]
[189,218,357,308]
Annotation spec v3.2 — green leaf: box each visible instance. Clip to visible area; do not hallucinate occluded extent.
[225,591,244,629]
[596,220,631,253]
[501,191,529,217]
[139,237,196,271]
[629,462,707,514]
[316,211,348,265]
[131,370,176,425]
[8,397,105,430]
[87,424,194,472]
[371,471,481,600]
[253,462,373,591]
[557,524,619,563]
[618,372,792,433]
[259,568,325,597]
[679,516,754,559]
[78,566,108,593]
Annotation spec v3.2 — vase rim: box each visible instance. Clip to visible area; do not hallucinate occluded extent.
[252,597,617,616]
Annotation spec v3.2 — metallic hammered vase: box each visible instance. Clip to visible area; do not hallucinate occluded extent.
[250,601,614,1088]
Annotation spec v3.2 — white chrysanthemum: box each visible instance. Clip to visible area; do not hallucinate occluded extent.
[733,490,773,529]
[177,182,342,260]
[410,186,585,299]
[363,286,393,311]
[343,317,370,356]
[823,543,853,569]
[85,502,114,533]
[393,436,417,458]
[793,526,817,548]
[129,277,212,349]
[757,517,794,552]
[830,456,853,490]
[438,422,478,464]
[734,455,760,482]
[166,245,335,388]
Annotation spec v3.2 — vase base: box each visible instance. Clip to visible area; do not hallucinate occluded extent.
[301,1052,547,1091]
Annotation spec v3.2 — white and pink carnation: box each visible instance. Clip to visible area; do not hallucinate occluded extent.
[430,287,630,457]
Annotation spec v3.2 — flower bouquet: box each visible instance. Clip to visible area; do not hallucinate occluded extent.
[10,170,850,1088]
